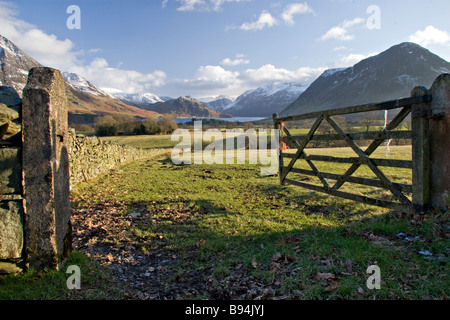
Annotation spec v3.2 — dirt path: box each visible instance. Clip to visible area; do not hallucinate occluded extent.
[71,197,198,299]
[70,196,292,300]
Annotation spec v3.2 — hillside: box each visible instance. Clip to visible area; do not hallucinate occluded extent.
[281,42,450,116]
[0,35,41,97]
[63,72,160,120]
[225,82,307,117]
[143,96,232,118]
[0,34,159,123]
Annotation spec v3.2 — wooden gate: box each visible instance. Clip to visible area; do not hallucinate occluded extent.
[273,86,436,212]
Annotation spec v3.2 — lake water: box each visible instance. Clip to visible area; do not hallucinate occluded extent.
[175,117,266,124]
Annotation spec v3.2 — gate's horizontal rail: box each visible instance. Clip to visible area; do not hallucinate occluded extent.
[284,178,409,210]
[274,95,431,123]
[286,130,411,142]
[286,167,412,193]
[281,153,412,169]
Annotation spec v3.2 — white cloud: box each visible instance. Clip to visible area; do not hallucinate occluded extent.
[164,63,326,98]
[195,65,239,83]
[71,58,167,94]
[320,17,365,41]
[409,25,450,47]
[239,11,278,31]
[164,65,242,97]
[15,29,80,69]
[333,52,378,68]
[0,1,166,95]
[240,64,326,86]
[281,2,314,25]
[176,0,205,11]
[333,46,349,51]
[0,1,80,70]
[176,0,250,12]
[221,54,250,66]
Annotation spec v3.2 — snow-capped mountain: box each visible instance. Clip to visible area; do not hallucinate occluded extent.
[114,92,164,105]
[63,72,116,98]
[0,34,159,121]
[199,95,235,111]
[0,35,42,97]
[224,82,308,117]
[281,42,450,116]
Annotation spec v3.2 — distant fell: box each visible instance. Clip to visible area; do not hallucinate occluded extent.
[144,96,232,118]
[0,34,159,122]
[280,42,450,116]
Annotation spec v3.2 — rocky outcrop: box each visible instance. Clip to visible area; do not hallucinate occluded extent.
[0,87,22,145]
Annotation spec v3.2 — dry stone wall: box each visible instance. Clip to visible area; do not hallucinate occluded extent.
[0,87,24,274]
[68,131,153,185]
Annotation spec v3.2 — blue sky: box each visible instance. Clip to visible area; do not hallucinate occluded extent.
[1,0,450,98]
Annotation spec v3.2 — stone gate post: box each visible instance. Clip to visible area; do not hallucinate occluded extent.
[22,67,72,270]
[429,74,450,210]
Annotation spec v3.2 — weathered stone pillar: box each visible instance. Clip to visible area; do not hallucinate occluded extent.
[429,74,450,209]
[22,67,72,270]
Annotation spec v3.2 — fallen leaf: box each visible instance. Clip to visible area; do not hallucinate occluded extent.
[324,281,339,292]
[277,236,300,244]
[196,239,206,247]
[269,262,281,273]
[106,253,114,262]
[315,272,336,281]
[284,254,295,264]
[320,258,334,268]
[346,259,353,272]
[272,252,282,262]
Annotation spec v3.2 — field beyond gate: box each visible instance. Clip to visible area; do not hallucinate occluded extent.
[1,134,448,300]
[65,138,448,300]
[273,91,433,212]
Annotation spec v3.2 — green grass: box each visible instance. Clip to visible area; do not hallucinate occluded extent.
[284,145,413,201]
[0,251,121,300]
[70,142,448,300]
[2,133,448,300]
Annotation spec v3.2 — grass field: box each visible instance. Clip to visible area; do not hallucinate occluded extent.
[1,133,448,300]
[100,134,178,149]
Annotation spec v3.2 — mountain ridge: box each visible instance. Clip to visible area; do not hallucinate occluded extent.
[281,42,450,116]
[224,82,308,117]
[142,96,232,118]
[0,34,159,121]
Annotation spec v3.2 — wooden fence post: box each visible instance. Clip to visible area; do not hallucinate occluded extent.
[273,113,283,184]
[411,86,431,213]
[429,74,450,209]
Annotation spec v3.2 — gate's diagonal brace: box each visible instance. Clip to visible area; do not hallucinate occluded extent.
[280,116,330,189]
[331,106,412,191]
[325,116,412,205]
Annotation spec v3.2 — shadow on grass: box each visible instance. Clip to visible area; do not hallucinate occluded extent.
[69,156,448,300]
[73,194,448,300]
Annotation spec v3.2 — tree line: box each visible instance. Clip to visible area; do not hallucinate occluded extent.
[91,114,178,137]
